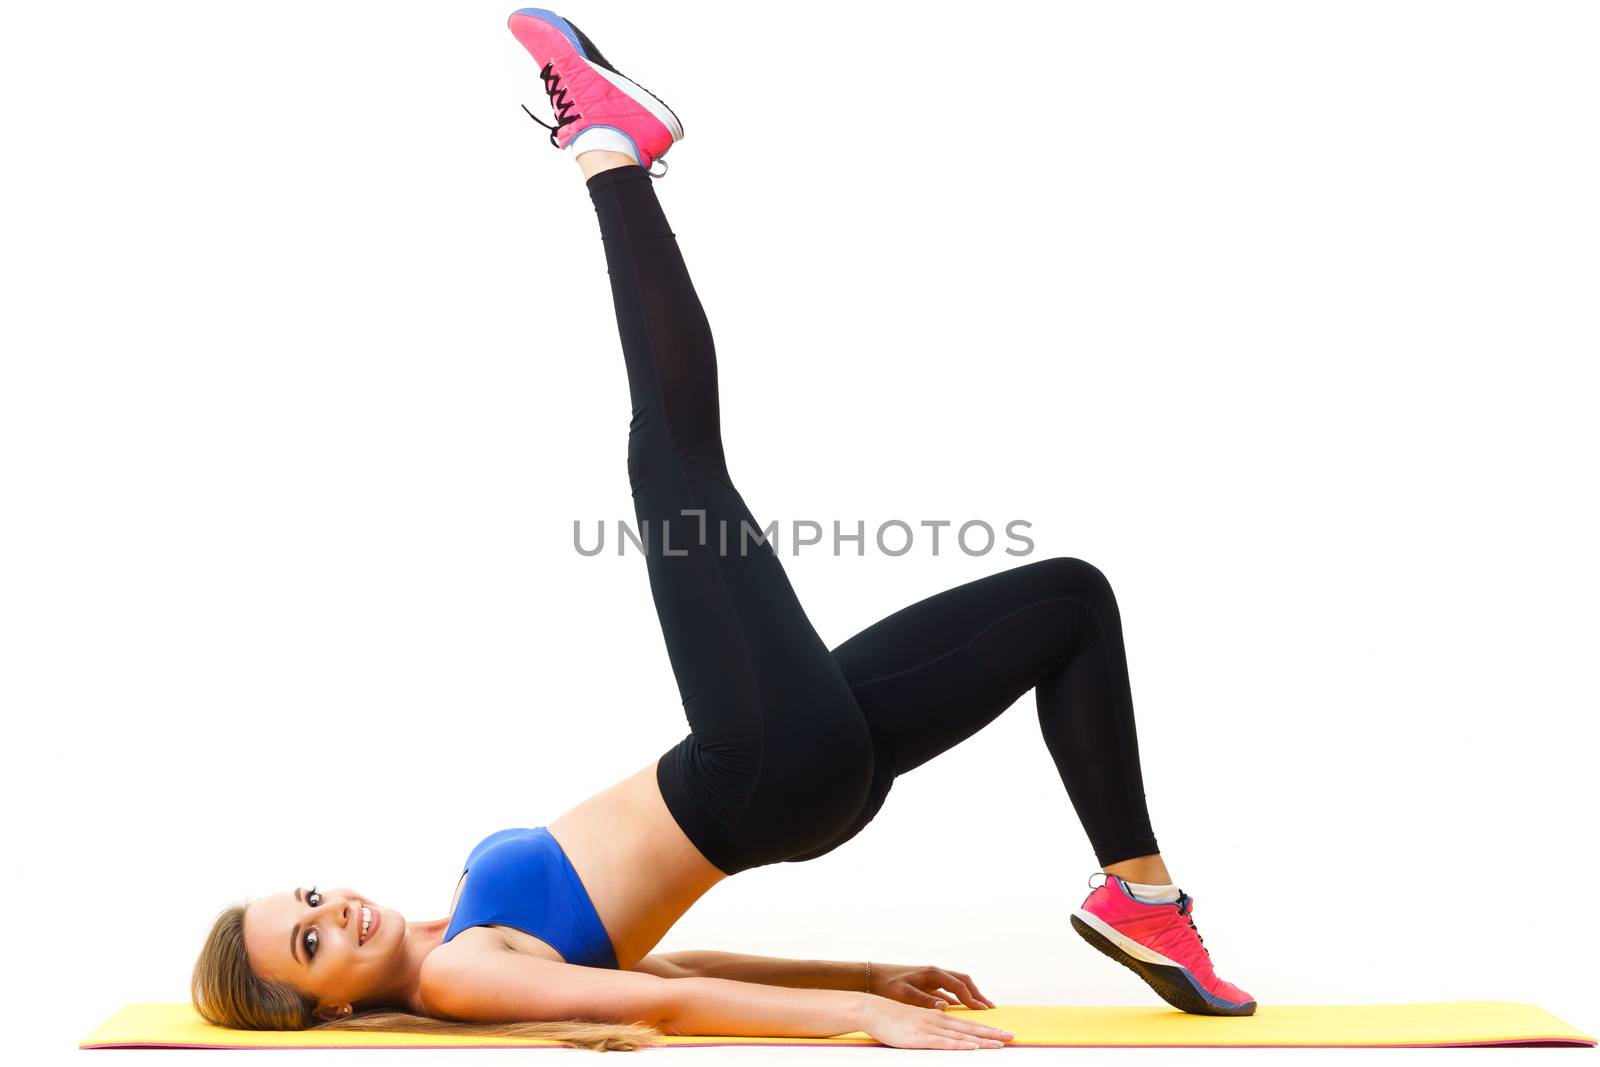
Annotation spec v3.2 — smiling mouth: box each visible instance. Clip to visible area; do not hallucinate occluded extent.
[359,904,375,945]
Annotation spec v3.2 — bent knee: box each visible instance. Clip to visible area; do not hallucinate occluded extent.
[1038,555,1117,607]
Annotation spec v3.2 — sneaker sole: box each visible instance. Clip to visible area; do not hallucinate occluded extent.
[1071,911,1257,1017]
[511,8,684,143]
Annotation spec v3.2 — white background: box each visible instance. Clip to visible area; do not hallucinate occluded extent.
[3,1,1596,1064]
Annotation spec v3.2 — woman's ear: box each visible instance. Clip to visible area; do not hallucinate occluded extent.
[313,1002,353,1022]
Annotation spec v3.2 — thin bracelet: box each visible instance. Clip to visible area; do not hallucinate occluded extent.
[865,960,872,993]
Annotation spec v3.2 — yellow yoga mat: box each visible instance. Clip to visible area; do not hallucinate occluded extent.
[82,1001,1594,1049]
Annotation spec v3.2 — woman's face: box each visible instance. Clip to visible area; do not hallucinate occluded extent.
[242,886,407,1016]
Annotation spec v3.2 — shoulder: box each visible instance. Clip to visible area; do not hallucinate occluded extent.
[419,930,506,1017]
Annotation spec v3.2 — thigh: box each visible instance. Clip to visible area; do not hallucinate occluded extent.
[836,557,1110,774]
[781,557,1109,862]
[647,467,876,874]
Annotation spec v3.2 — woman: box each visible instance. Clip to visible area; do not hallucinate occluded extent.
[192,8,1254,1052]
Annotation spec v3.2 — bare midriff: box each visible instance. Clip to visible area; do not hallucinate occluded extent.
[532,759,730,968]
[442,760,726,968]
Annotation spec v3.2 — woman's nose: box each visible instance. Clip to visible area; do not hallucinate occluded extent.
[317,894,352,926]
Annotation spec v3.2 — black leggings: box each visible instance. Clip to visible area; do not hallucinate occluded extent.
[587,166,1159,876]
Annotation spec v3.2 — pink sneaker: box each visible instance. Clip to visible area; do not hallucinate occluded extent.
[1072,874,1256,1016]
[507,8,684,171]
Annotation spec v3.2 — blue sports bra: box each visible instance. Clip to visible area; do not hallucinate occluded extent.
[442,827,619,969]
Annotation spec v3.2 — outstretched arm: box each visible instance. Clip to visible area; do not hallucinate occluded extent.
[633,951,863,989]
[633,952,996,1010]
[421,946,1011,1048]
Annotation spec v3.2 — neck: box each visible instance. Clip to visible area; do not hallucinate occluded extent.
[363,918,449,1015]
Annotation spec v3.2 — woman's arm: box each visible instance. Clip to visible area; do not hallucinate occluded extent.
[635,952,996,1009]
[634,951,866,991]
[421,945,1011,1048]
[422,944,862,1036]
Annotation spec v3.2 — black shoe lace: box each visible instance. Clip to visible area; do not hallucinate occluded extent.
[521,61,580,147]
[1177,893,1210,957]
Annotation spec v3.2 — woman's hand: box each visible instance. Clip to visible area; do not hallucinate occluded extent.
[856,996,1014,1050]
[868,962,997,1010]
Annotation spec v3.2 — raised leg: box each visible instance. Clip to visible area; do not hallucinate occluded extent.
[583,162,874,874]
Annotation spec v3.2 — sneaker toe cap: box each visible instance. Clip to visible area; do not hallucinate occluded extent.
[1212,977,1255,1008]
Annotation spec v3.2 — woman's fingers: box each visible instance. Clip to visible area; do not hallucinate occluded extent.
[945,1015,1015,1041]
[950,970,996,1008]
[932,971,984,1009]
[935,1029,1005,1049]
[940,987,984,1010]
[904,1005,1012,1050]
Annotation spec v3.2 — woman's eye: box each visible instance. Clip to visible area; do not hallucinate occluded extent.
[307,887,322,907]
[304,929,319,959]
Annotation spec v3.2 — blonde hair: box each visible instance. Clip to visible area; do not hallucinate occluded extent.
[192,904,661,1052]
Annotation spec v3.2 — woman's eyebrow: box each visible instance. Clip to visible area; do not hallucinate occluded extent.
[289,889,306,965]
